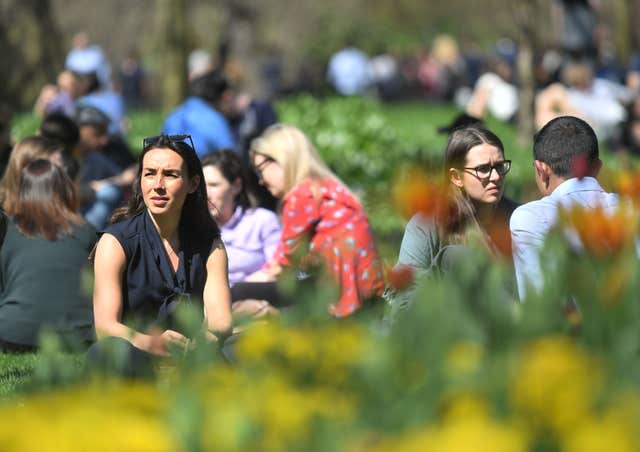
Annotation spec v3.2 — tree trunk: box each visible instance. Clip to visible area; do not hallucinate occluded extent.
[219,0,262,95]
[517,42,535,145]
[158,0,188,111]
[612,0,632,64]
[0,0,62,110]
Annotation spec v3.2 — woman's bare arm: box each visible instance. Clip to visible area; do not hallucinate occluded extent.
[203,239,233,341]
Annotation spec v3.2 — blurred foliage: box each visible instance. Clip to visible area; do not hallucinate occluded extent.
[2,203,640,450]
[5,98,640,451]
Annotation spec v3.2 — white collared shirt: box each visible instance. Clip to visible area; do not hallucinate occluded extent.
[510,177,619,300]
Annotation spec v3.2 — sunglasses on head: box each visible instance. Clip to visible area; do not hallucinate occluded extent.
[143,134,195,152]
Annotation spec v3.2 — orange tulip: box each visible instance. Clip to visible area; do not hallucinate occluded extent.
[616,170,640,205]
[392,170,449,221]
[559,204,638,258]
[387,265,415,290]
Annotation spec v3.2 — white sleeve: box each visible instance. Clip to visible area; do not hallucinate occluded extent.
[510,206,547,301]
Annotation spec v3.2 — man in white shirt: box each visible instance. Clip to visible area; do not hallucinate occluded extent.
[510,116,619,300]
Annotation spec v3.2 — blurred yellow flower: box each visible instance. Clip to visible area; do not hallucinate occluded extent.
[0,381,172,452]
[236,320,366,386]
[562,414,636,452]
[374,395,527,452]
[510,336,601,434]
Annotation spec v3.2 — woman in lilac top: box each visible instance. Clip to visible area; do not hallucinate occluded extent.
[202,150,281,288]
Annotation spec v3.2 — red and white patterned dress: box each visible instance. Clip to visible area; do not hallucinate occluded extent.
[273,178,384,316]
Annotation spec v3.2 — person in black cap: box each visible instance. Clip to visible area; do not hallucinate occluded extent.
[75,105,124,229]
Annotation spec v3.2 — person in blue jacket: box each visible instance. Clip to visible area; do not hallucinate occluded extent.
[162,70,237,157]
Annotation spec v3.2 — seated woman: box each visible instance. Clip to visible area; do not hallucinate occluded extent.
[249,124,385,317]
[388,126,518,316]
[88,134,232,375]
[202,150,281,286]
[0,159,96,351]
[202,150,282,317]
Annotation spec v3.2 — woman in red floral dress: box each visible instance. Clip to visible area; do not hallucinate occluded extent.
[248,124,384,317]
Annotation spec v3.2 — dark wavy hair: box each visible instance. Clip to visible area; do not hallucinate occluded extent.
[15,159,83,240]
[110,135,220,245]
[441,126,505,240]
[201,149,253,211]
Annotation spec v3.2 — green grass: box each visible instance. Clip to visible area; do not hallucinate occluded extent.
[0,353,38,398]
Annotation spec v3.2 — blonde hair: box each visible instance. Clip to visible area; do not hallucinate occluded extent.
[250,124,339,195]
[0,136,63,214]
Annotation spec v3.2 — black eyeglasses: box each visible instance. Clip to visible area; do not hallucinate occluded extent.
[253,156,275,177]
[463,160,511,178]
[143,134,195,152]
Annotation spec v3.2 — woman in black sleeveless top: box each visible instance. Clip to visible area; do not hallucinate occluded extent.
[89,135,232,371]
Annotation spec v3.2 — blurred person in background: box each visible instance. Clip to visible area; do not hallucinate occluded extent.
[250,124,385,317]
[428,34,468,102]
[162,70,237,157]
[117,49,148,110]
[465,52,519,123]
[76,71,126,137]
[65,31,111,90]
[552,0,598,65]
[74,105,124,229]
[38,112,80,156]
[535,60,629,141]
[188,49,214,81]
[34,70,81,118]
[0,159,95,352]
[327,44,373,96]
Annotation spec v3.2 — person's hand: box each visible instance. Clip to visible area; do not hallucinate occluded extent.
[145,329,191,356]
[232,299,279,319]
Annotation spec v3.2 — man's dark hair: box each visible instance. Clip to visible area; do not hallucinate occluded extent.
[533,115,599,178]
[189,70,230,105]
[39,113,80,154]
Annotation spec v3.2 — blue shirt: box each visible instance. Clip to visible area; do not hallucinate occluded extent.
[510,177,619,300]
[104,210,213,332]
[327,47,372,96]
[162,97,237,157]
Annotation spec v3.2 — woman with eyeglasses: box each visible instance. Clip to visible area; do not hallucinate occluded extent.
[88,134,232,375]
[387,125,518,318]
[249,124,385,317]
